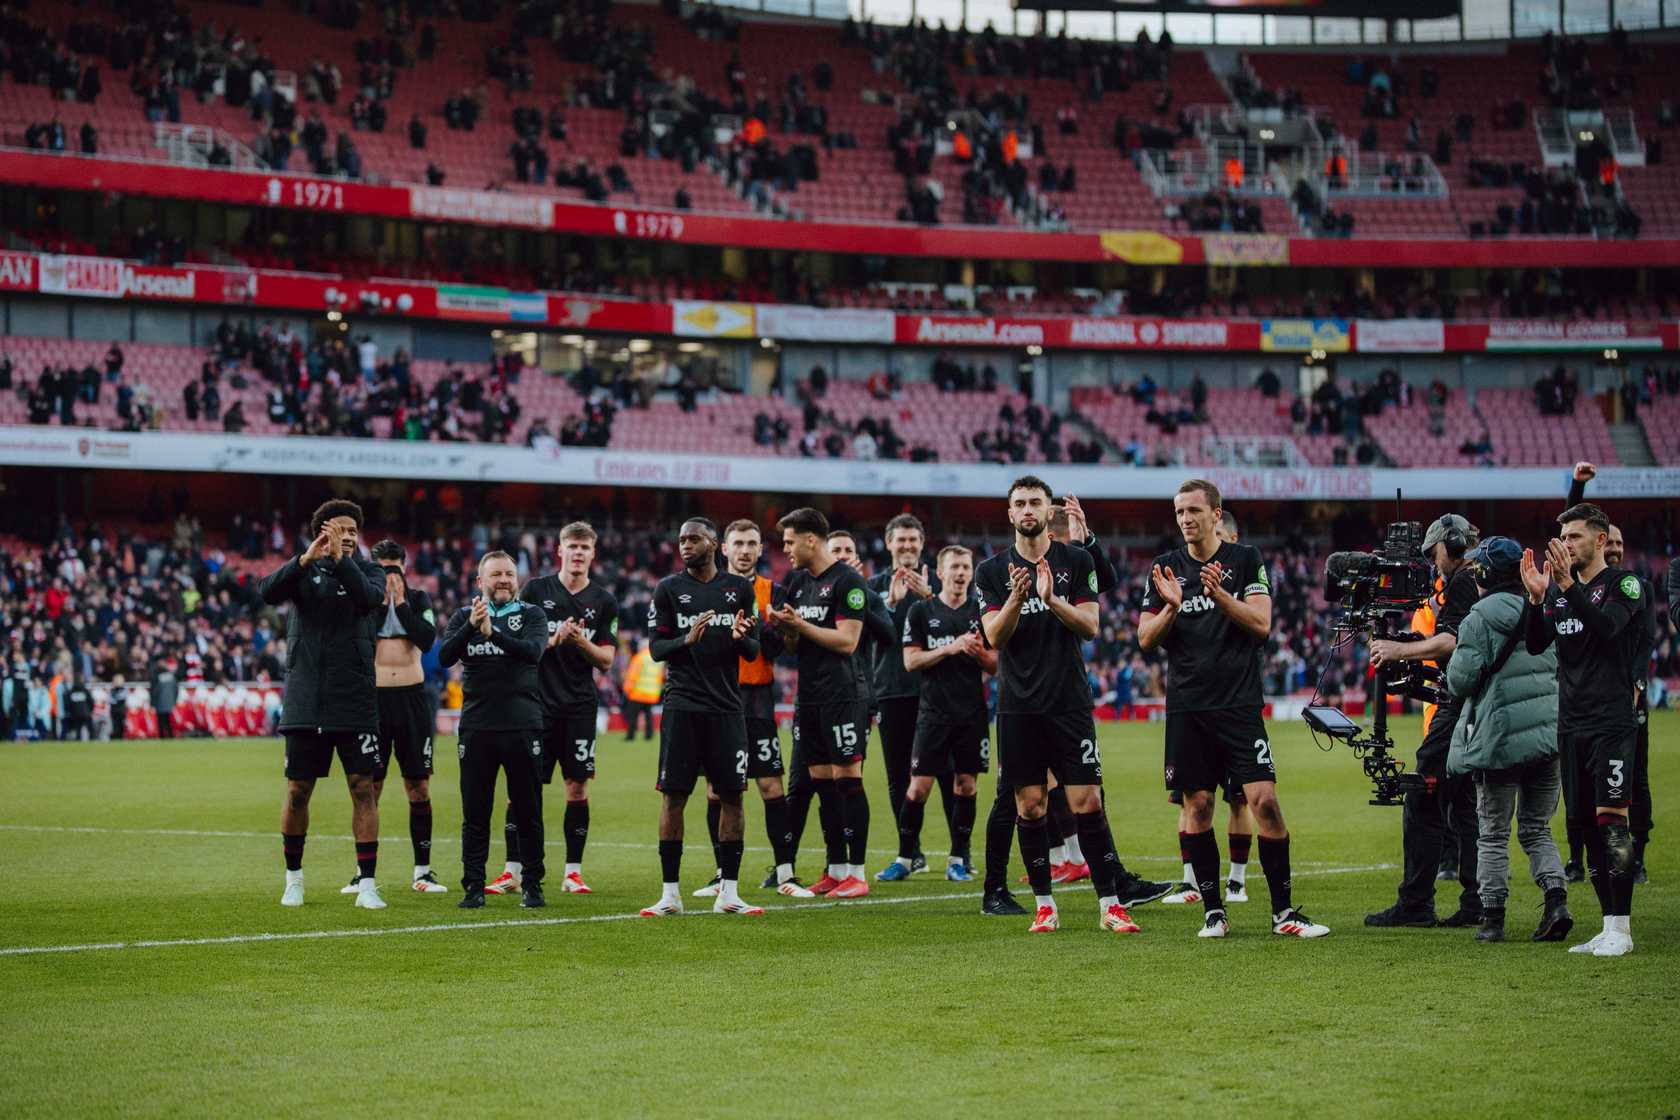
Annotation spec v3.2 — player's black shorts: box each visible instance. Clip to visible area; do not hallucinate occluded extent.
[540,708,599,784]
[284,728,379,781]
[1163,707,1275,794]
[996,709,1102,789]
[794,701,871,768]
[375,685,434,781]
[656,708,748,796]
[911,719,990,777]
[1167,781,1247,807]
[1559,725,1636,818]
[744,716,784,779]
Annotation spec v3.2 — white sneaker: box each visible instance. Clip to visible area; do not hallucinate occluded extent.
[340,872,362,894]
[1592,931,1634,957]
[412,871,449,893]
[639,899,683,917]
[560,871,593,894]
[281,874,304,907]
[1272,907,1330,938]
[692,873,723,898]
[1568,931,1609,954]
[1225,880,1248,903]
[1198,910,1230,938]
[354,880,388,910]
[713,896,765,916]
[775,878,816,898]
[1162,883,1202,905]
[485,869,521,895]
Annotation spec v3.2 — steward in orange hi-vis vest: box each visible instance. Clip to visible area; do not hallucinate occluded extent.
[738,575,776,686]
[1409,574,1445,734]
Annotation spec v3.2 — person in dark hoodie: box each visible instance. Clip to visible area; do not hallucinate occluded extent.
[258,499,386,911]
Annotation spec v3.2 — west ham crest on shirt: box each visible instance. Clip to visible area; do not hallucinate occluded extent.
[508,613,523,631]
[819,586,832,598]
[724,590,739,604]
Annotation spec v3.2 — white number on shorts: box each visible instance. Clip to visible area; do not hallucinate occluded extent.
[358,733,377,755]
[1080,739,1100,766]
[757,738,775,762]
[1255,739,1273,768]
[423,737,433,765]
[736,750,749,777]
[575,738,596,763]
[832,723,859,750]
[1608,759,1625,786]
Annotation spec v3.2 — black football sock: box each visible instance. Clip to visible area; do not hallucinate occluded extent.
[1258,834,1293,915]
[355,840,378,881]
[718,840,744,883]
[282,832,305,872]
[898,797,926,860]
[706,798,723,869]
[1047,783,1075,847]
[1018,813,1054,897]
[658,839,682,884]
[503,802,520,865]
[762,794,795,867]
[1184,828,1223,914]
[409,799,432,868]
[1228,830,1252,872]
[938,771,957,838]
[983,787,1016,891]
[951,794,977,862]
[814,778,845,868]
[1600,815,1635,918]
[1074,810,1119,898]
[1566,818,1585,866]
[838,776,870,867]
[564,799,590,866]
[786,780,813,858]
[1585,818,1613,915]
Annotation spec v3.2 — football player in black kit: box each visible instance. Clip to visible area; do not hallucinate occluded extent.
[975,476,1136,936]
[1520,502,1644,957]
[640,518,765,917]
[490,522,619,898]
[260,499,387,911]
[1139,479,1328,939]
[772,508,874,899]
[880,545,993,881]
[438,551,550,910]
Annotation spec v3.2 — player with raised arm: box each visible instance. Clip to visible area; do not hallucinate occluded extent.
[1520,501,1644,956]
[973,476,1135,936]
[692,519,815,899]
[640,518,764,917]
[772,509,873,899]
[879,545,993,882]
[437,552,550,910]
[1139,479,1327,939]
[348,539,443,895]
[259,500,387,910]
[486,523,618,898]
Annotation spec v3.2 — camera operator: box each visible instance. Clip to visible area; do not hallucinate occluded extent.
[1364,514,1482,929]
[1442,537,1570,944]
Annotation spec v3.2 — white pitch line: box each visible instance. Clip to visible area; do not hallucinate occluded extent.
[0,863,1395,958]
[0,824,1366,868]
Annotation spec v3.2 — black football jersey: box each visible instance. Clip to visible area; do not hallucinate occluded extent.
[903,593,986,724]
[521,574,619,715]
[649,569,758,713]
[784,560,869,707]
[1138,542,1270,713]
[438,600,549,732]
[1529,566,1644,732]
[973,540,1098,716]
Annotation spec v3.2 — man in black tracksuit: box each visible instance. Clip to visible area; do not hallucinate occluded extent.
[259,498,386,909]
[439,550,549,910]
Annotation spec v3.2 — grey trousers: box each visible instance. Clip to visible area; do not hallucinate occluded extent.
[1473,757,1567,910]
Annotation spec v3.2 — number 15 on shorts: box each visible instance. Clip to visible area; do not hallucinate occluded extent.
[832,722,858,754]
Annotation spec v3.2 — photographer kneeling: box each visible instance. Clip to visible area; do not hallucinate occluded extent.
[1443,537,1571,943]
[1365,514,1482,929]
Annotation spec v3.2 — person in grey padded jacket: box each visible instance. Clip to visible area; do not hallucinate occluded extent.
[1445,537,1572,945]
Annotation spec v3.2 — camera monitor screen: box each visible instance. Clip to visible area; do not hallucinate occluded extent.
[1303,705,1361,738]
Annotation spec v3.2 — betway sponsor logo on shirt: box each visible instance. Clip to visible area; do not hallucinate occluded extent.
[38,255,196,300]
[676,611,737,630]
[913,317,1045,346]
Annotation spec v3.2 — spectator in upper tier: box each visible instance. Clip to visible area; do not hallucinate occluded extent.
[409,115,427,149]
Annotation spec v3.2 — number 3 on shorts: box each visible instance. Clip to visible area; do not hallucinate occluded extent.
[1255,739,1273,767]
[1608,759,1625,787]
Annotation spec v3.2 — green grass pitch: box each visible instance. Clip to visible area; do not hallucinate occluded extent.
[1,715,1676,1118]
